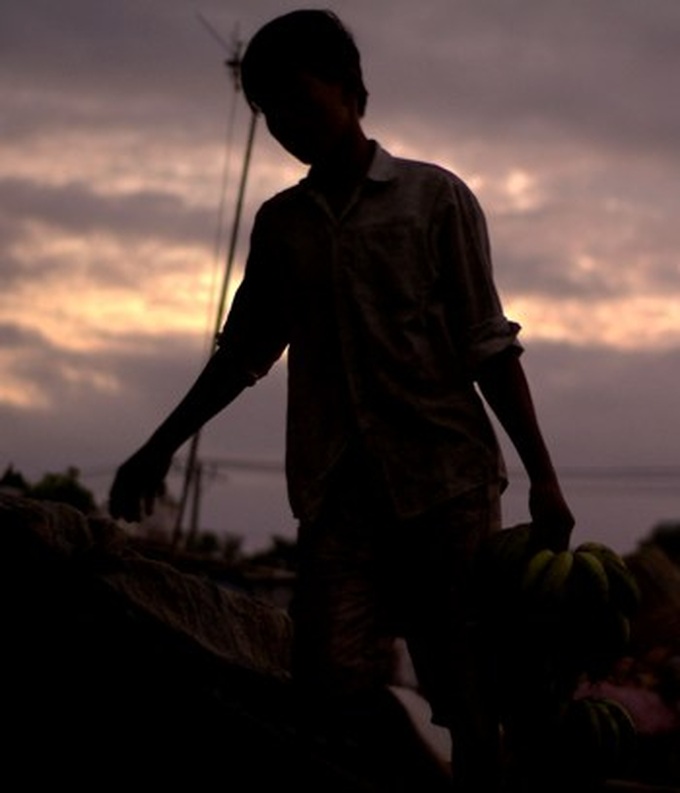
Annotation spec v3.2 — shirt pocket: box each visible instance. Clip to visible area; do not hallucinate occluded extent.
[339,220,437,314]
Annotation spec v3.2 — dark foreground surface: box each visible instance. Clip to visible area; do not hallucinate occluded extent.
[1,493,451,791]
[1,493,678,792]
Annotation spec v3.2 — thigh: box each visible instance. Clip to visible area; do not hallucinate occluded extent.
[397,483,501,724]
[291,461,396,701]
[398,483,501,621]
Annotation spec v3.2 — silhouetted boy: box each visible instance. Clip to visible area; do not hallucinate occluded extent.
[109,10,574,791]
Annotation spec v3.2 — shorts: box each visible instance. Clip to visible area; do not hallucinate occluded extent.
[290,447,501,727]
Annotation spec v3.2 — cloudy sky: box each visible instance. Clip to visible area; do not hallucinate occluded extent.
[2,0,679,554]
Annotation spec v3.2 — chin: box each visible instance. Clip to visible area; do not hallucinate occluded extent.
[289,145,318,164]
[278,140,321,165]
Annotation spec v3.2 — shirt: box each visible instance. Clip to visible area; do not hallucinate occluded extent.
[217,143,522,523]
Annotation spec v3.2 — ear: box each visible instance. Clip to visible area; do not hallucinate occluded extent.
[343,67,366,115]
[340,79,361,115]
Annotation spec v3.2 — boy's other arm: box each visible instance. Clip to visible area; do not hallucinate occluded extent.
[475,347,575,550]
[108,348,253,523]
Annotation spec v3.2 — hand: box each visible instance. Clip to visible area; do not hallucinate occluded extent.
[108,443,172,523]
[528,479,575,552]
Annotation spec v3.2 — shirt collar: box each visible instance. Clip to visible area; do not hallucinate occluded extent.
[300,140,397,193]
[365,141,398,183]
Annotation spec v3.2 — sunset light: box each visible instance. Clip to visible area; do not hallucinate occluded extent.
[2,0,678,562]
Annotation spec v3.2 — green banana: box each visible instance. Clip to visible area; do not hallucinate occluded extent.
[540,549,575,599]
[595,697,639,775]
[567,697,604,759]
[487,523,533,570]
[559,696,637,778]
[576,541,627,571]
[521,548,556,593]
[600,697,637,755]
[577,541,640,603]
[574,549,610,605]
[611,609,631,648]
[576,542,641,610]
[603,560,642,616]
[586,698,605,751]
[593,699,623,767]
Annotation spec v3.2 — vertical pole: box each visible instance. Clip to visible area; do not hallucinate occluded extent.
[214,109,259,340]
[172,109,259,547]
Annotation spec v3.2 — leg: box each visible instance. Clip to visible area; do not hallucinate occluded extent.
[396,485,504,793]
[290,455,431,787]
[290,452,396,716]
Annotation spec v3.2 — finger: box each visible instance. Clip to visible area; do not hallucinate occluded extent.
[109,488,141,523]
[143,490,156,517]
[120,500,141,523]
[107,492,124,520]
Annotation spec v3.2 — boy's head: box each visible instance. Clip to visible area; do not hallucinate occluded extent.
[240,9,368,118]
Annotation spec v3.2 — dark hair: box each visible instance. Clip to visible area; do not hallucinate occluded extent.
[240,9,368,116]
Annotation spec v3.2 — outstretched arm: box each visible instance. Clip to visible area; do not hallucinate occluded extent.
[475,347,575,550]
[108,348,253,523]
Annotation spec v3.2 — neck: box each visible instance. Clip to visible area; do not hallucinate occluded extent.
[310,128,373,193]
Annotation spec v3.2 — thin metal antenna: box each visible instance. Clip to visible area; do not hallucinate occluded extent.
[195,10,232,53]
[213,109,258,339]
[226,29,243,92]
[173,19,259,548]
[195,12,243,91]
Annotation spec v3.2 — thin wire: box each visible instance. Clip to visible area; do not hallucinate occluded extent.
[174,9,248,544]
[86,462,680,480]
[195,10,232,51]
[212,108,258,340]
[203,85,240,356]
[191,8,244,355]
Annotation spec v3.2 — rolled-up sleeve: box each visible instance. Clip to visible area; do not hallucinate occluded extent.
[464,315,522,369]
[436,179,522,371]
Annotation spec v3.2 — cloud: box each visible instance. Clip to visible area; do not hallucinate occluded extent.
[2,0,678,347]
[362,0,680,158]
[1,0,678,552]
[516,341,680,465]
[0,175,214,255]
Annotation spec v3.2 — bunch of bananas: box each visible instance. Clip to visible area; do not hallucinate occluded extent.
[520,541,641,618]
[481,526,640,622]
[479,526,642,785]
[478,522,534,596]
[521,542,640,618]
[523,541,641,676]
[482,527,642,674]
[557,695,637,781]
